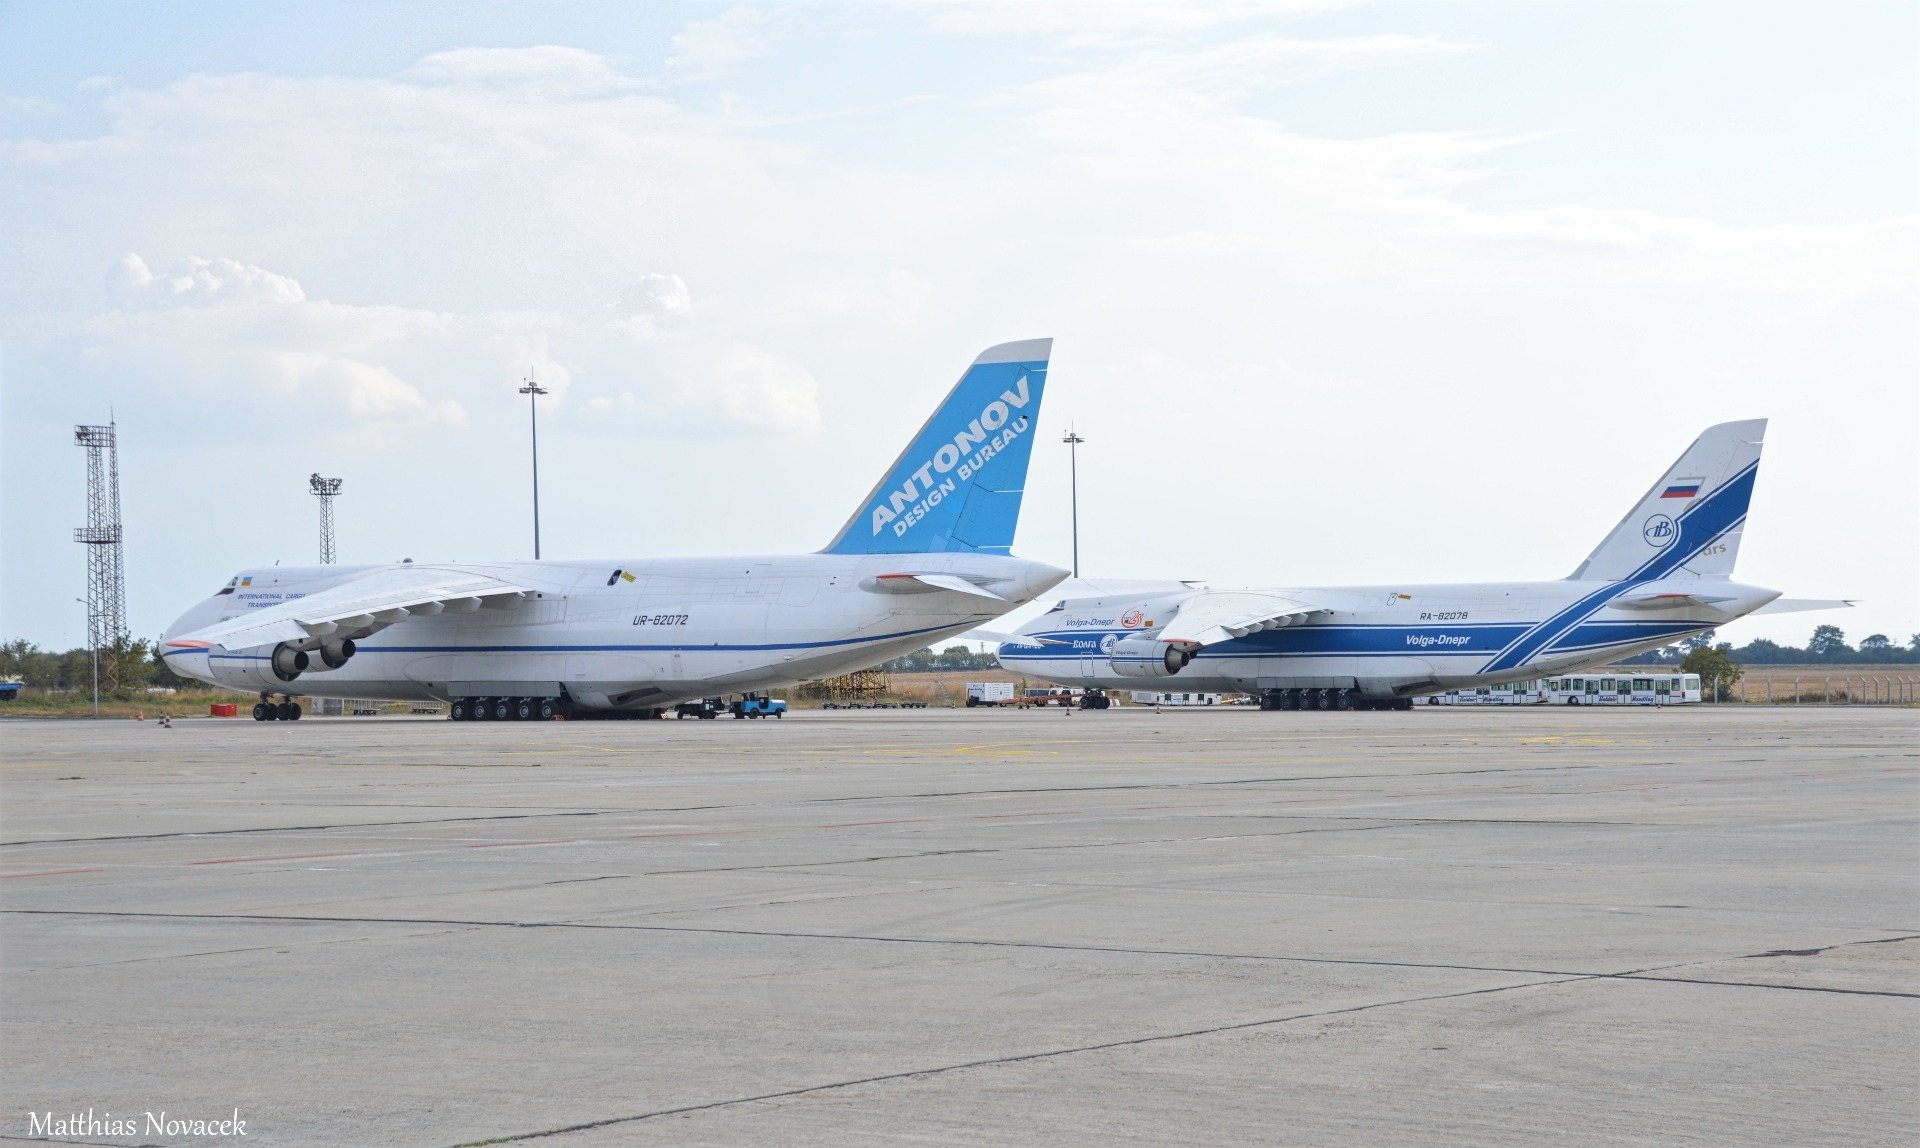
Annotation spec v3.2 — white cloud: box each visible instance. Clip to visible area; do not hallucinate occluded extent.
[698,347,822,432]
[108,252,307,307]
[922,1,1350,48]
[258,350,464,425]
[617,273,693,319]
[403,45,640,95]
[667,6,774,79]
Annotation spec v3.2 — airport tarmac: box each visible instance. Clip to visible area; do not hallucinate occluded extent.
[2,706,1914,1146]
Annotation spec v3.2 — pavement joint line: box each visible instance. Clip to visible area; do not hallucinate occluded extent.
[0,759,1687,849]
[13,909,1912,999]
[443,976,1595,1146]
[0,809,1653,876]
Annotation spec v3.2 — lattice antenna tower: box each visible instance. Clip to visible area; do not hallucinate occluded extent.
[73,421,127,648]
[310,473,343,563]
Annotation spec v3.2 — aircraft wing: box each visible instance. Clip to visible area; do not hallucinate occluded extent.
[1156,590,1330,649]
[172,566,539,650]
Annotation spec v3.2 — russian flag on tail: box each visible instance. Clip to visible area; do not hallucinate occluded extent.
[1661,477,1705,499]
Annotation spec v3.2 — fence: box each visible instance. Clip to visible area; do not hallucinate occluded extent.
[1706,673,1919,705]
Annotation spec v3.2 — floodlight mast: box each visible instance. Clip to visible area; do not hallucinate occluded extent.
[1061,427,1085,579]
[309,474,342,563]
[74,420,126,717]
[519,375,549,560]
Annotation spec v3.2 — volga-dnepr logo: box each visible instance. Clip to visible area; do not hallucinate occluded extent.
[869,374,1034,537]
[1642,513,1676,548]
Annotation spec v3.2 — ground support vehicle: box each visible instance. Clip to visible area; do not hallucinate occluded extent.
[675,697,727,719]
[1548,673,1700,705]
[731,697,788,719]
[1129,691,1226,707]
[965,682,1016,706]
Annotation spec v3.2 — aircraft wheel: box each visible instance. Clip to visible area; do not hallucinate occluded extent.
[1396,697,1414,711]
[515,699,534,721]
[1329,690,1355,712]
[287,703,302,721]
[490,698,510,721]
[451,699,468,721]
[538,700,554,720]
[253,702,270,721]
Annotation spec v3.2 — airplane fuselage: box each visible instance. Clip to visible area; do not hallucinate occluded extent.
[1000,578,1780,697]
[164,551,1066,710]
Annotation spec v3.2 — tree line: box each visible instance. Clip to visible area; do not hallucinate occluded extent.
[878,644,1002,673]
[0,637,207,695]
[1622,626,1920,667]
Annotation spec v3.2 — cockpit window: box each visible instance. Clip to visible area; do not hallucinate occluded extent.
[216,587,235,595]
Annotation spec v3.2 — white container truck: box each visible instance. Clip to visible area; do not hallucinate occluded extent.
[965,682,1015,706]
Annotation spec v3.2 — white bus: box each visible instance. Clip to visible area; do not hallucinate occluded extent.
[1426,680,1547,705]
[1129,691,1229,706]
[1546,673,1701,706]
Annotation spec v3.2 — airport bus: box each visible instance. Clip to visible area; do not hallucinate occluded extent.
[1425,680,1547,705]
[1129,691,1230,706]
[1546,673,1701,706]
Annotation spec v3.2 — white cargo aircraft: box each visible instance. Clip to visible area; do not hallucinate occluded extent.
[998,419,1847,710]
[162,339,1068,721]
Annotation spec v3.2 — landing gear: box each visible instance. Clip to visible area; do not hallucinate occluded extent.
[1078,690,1111,710]
[1258,688,1407,713]
[449,695,566,721]
[253,693,300,721]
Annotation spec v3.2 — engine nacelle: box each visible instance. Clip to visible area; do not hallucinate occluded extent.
[319,638,356,670]
[271,643,310,682]
[1110,636,1191,678]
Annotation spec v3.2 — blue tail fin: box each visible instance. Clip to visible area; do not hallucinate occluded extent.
[822,338,1051,556]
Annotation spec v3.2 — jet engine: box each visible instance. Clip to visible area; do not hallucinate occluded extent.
[1109,636,1191,678]
[319,638,356,670]
[270,643,310,682]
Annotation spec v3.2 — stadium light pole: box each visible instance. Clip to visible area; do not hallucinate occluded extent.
[519,375,549,560]
[1061,427,1085,578]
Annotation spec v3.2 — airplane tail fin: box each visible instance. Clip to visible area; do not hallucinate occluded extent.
[1568,419,1766,582]
[821,338,1052,556]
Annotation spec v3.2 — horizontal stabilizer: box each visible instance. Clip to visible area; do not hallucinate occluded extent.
[865,573,1007,599]
[167,566,537,650]
[1750,598,1856,615]
[964,629,1068,648]
[1611,591,1741,611]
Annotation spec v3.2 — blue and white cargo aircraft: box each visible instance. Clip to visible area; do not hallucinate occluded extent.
[161,339,1068,721]
[997,419,1846,710]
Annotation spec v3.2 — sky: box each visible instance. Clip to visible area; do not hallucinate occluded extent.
[2,0,1915,652]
